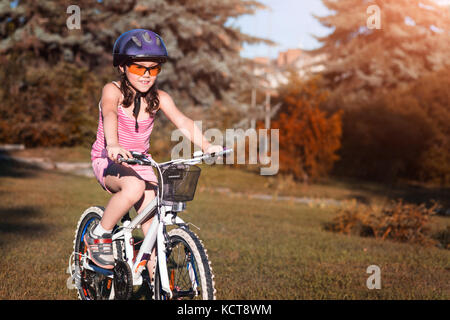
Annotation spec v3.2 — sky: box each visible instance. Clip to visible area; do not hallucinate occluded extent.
[230,0,332,59]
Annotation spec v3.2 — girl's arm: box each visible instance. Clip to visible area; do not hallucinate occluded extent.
[101,83,132,161]
[158,90,222,153]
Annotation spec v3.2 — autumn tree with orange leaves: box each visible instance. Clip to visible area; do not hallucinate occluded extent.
[271,74,343,182]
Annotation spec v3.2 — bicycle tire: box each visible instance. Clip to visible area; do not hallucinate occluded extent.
[153,227,216,300]
[73,206,114,300]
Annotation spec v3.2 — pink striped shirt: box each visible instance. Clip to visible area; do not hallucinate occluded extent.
[90,96,155,161]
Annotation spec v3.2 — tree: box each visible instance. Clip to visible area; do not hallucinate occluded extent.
[309,0,450,185]
[271,73,343,182]
[392,66,450,185]
[331,65,450,185]
[0,0,273,147]
[0,55,102,147]
[334,94,436,183]
[0,0,271,109]
[312,0,450,100]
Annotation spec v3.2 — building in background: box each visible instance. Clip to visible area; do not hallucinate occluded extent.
[235,49,326,130]
[251,48,326,88]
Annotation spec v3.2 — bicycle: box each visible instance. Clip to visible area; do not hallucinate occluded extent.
[66,148,232,300]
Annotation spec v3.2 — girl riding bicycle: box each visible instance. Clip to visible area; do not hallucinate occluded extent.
[86,29,223,271]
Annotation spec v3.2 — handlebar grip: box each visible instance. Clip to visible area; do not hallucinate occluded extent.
[209,148,233,158]
[117,157,142,165]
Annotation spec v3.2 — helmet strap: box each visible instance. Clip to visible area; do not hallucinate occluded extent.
[124,74,150,132]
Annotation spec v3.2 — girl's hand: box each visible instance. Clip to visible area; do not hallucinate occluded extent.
[106,144,132,163]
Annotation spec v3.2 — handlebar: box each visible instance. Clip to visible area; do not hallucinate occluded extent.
[117,148,233,207]
[117,148,233,167]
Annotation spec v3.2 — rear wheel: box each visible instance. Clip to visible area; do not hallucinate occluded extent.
[153,227,216,300]
[73,206,114,300]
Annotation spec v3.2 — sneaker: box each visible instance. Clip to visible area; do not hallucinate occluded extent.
[83,221,115,270]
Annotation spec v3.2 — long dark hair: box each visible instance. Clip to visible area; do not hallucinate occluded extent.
[118,69,160,115]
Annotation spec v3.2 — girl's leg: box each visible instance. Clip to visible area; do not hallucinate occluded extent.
[100,163,147,230]
[134,182,158,281]
[85,163,146,269]
[133,181,158,232]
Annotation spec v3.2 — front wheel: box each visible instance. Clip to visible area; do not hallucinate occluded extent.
[153,227,216,300]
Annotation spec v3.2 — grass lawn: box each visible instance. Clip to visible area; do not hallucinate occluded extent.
[0,154,448,299]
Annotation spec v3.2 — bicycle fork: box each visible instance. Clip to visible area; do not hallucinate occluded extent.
[128,207,173,299]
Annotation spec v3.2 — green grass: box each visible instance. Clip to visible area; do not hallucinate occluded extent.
[190,192,449,299]
[0,157,448,299]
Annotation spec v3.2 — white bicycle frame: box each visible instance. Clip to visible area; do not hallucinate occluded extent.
[77,148,232,299]
[113,196,186,299]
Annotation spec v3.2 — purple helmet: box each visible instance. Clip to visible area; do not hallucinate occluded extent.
[113,29,168,67]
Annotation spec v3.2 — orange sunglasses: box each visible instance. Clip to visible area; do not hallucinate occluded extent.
[127,62,162,77]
